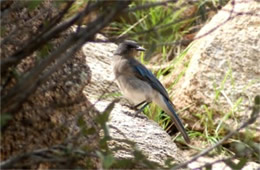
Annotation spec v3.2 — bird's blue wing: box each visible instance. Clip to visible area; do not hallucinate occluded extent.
[129,59,190,143]
[129,59,170,100]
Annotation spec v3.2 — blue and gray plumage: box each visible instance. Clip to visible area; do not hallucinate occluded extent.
[112,40,190,143]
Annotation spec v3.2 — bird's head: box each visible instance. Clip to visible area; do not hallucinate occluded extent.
[114,40,145,57]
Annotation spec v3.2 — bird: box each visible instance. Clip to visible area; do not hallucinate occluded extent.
[112,40,190,143]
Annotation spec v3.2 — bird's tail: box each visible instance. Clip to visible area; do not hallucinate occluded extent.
[154,95,190,143]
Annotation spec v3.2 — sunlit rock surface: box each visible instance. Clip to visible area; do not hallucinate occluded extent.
[171,0,260,133]
[83,36,185,166]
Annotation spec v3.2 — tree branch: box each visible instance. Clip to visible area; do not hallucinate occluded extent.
[172,95,260,169]
[0,1,103,75]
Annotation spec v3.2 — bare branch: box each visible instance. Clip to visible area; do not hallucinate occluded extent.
[172,95,260,169]
[0,1,102,75]
[1,1,131,115]
[0,144,97,169]
[192,155,236,170]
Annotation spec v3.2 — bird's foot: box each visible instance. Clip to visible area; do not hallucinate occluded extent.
[133,108,143,117]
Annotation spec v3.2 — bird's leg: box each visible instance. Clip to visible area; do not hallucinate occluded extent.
[123,100,146,110]
[134,102,150,117]
[134,100,147,109]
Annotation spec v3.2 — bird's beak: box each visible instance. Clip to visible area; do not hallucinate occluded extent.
[136,46,146,51]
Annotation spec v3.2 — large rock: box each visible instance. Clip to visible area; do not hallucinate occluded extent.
[83,36,185,166]
[1,1,184,168]
[171,0,260,132]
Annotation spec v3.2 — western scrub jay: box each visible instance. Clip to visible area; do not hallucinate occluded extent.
[112,40,190,143]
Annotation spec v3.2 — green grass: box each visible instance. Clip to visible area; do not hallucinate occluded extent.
[106,0,258,161]
[101,92,122,100]
[188,66,258,160]
[108,0,198,56]
[139,38,257,161]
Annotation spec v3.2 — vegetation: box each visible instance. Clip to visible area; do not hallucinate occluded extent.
[0,0,258,169]
[106,0,259,166]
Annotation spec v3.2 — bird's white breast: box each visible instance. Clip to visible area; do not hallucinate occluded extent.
[112,55,156,105]
[116,76,155,105]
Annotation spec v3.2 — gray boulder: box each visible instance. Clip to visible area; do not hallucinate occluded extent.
[83,37,185,166]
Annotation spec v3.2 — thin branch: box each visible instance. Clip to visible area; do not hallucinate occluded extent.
[0,0,103,75]
[0,144,97,169]
[1,10,44,46]
[192,155,236,170]
[172,95,260,169]
[1,1,130,114]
